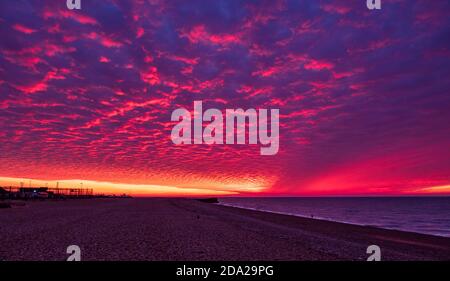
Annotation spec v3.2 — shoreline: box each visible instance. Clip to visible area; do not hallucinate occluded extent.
[210,200,450,245]
[216,202,450,239]
[0,198,449,261]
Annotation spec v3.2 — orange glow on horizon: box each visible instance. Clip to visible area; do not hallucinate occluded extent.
[410,185,450,194]
[0,176,268,197]
[1,176,449,197]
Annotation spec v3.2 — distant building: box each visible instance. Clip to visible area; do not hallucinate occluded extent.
[19,187,49,199]
[0,187,10,199]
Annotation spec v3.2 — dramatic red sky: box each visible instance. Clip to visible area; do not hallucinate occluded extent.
[0,0,449,196]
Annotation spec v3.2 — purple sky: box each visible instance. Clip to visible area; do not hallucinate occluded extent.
[0,0,449,196]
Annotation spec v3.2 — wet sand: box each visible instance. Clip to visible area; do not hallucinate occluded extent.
[0,198,449,261]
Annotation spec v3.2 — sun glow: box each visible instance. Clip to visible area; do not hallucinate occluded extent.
[411,185,450,194]
[0,176,269,197]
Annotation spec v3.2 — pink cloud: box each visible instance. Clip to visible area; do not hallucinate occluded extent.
[181,25,242,46]
[304,59,334,71]
[12,24,37,34]
[43,9,99,26]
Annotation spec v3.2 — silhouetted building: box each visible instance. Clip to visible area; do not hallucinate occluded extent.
[0,187,10,199]
[19,187,49,199]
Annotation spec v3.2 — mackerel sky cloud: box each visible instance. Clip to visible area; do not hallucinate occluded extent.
[0,0,449,196]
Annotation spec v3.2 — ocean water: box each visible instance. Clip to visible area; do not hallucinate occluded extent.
[219,197,450,237]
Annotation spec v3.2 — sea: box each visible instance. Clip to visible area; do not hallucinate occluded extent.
[219,197,450,237]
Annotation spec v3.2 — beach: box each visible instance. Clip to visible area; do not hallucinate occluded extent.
[0,198,449,261]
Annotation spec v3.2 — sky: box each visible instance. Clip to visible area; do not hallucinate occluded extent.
[0,0,449,196]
